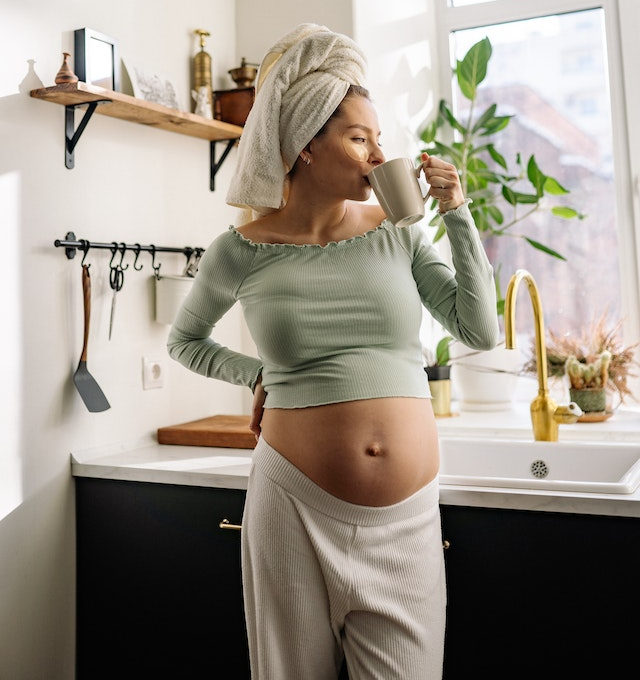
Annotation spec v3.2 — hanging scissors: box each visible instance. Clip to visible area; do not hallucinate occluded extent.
[108,243,126,340]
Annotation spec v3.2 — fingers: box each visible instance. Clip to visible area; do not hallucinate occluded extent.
[250,410,262,442]
[250,385,266,442]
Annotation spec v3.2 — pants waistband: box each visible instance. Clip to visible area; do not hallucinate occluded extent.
[251,435,440,526]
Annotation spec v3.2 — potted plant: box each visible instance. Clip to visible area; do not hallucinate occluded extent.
[524,313,639,420]
[418,36,584,410]
[423,336,454,416]
[566,351,611,415]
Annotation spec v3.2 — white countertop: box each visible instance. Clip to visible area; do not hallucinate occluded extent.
[71,402,640,519]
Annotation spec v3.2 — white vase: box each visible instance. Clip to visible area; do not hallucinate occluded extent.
[450,342,523,411]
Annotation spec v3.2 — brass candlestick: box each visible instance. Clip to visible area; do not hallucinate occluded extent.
[193,29,213,113]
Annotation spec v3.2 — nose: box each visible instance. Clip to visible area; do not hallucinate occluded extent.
[369,144,385,166]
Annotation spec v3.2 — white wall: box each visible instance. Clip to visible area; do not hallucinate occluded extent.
[0,1,241,677]
[235,0,354,66]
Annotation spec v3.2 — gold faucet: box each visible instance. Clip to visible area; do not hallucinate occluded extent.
[504,269,581,441]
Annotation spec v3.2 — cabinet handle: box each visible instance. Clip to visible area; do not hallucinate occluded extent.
[219,518,242,531]
[443,539,450,550]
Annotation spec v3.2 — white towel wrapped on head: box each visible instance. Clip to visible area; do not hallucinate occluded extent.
[226,24,367,218]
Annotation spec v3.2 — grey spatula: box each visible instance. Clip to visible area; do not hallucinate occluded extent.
[73,265,110,412]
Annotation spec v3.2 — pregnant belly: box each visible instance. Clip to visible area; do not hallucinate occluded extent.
[260,397,440,506]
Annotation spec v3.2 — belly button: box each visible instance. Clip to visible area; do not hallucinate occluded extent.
[365,443,385,457]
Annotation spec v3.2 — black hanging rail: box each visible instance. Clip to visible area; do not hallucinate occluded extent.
[54,231,205,278]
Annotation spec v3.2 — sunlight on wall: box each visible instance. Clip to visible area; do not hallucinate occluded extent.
[0,171,23,520]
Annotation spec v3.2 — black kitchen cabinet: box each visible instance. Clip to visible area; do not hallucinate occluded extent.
[75,478,250,679]
[76,478,640,680]
[440,505,640,680]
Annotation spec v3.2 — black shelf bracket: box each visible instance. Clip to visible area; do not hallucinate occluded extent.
[65,100,110,169]
[210,139,237,191]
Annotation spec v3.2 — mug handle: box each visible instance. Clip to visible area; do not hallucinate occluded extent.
[414,164,430,204]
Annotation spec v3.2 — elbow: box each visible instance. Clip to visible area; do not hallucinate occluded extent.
[460,320,500,352]
[166,327,185,362]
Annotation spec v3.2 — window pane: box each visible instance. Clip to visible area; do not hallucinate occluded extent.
[450,9,619,338]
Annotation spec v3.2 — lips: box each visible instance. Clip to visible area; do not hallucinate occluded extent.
[363,175,370,185]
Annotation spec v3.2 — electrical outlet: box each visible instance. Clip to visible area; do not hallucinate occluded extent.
[142,356,165,390]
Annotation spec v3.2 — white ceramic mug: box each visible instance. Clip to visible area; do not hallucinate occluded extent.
[366,157,428,227]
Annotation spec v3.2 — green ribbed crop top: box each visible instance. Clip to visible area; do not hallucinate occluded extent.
[167,202,499,409]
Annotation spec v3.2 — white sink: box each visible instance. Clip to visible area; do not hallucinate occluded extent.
[439,437,640,494]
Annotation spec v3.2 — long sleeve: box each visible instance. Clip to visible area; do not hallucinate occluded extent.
[399,201,499,350]
[167,231,263,390]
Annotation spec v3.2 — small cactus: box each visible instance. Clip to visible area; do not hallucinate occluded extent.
[565,351,611,390]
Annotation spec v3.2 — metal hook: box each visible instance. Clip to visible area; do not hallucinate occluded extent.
[132,243,144,271]
[150,245,162,280]
[109,241,119,270]
[118,242,129,271]
[79,239,91,268]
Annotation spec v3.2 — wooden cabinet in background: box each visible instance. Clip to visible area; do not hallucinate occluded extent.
[213,87,255,127]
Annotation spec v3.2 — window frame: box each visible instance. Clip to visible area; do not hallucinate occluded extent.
[431,0,640,352]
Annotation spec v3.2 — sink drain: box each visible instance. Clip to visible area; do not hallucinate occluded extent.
[530,459,549,478]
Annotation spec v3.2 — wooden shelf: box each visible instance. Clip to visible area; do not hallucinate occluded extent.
[30,82,242,189]
[30,82,243,141]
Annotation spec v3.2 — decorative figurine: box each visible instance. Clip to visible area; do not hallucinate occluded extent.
[55,52,78,84]
[192,85,213,119]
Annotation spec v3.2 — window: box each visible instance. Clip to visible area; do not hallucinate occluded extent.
[432,0,639,347]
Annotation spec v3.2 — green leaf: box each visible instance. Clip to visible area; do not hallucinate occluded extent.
[486,205,504,225]
[496,298,505,317]
[526,155,547,196]
[472,104,497,133]
[524,237,567,260]
[456,37,492,100]
[472,207,490,231]
[544,176,569,195]
[466,170,487,192]
[436,336,454,365]
[479,116,512,136]
[487,144,507,169]
[456,65,475,101]
[551,206,580,218]
[512,191,540,204]
[430,141,463,166]
[420,119,440,144]
[502,185,517,206]
[439,99,466,134]
[433,222,447,242]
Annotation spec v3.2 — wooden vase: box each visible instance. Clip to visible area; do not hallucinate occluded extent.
[55,52,78,84]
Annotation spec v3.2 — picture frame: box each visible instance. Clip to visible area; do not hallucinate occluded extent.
[74,28,119,91]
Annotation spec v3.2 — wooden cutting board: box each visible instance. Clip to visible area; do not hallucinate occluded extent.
[157,414,255,448]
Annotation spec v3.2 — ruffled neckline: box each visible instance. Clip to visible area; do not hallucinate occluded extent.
[227,220,389,250]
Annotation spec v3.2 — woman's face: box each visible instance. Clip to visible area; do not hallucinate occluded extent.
[307,96,385,201]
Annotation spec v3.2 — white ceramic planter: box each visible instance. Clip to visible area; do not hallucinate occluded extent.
[450,343,523,411]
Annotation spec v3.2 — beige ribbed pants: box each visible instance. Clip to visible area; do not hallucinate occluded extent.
[241,435,446,680]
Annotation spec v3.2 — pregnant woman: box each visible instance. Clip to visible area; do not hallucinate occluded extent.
[168,23,498,680]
